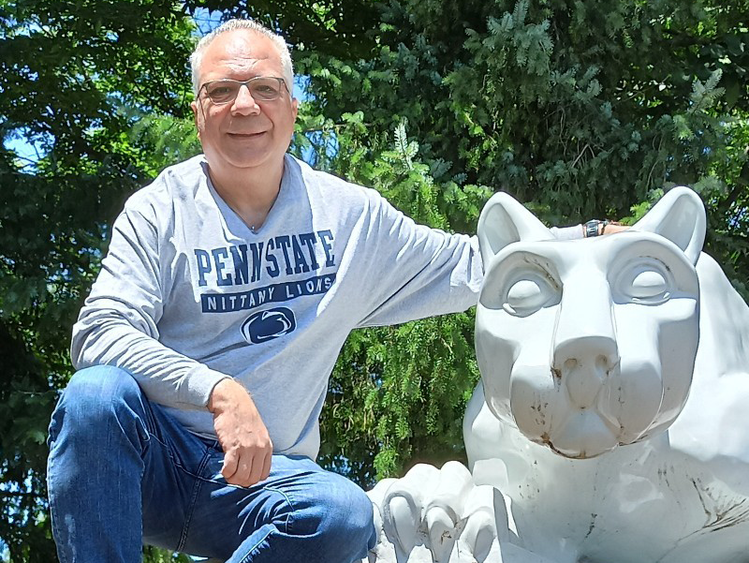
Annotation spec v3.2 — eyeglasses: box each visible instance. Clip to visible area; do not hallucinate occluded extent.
[199,77,288,104]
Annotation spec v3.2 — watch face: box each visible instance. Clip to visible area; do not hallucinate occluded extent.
[586,221,600,237]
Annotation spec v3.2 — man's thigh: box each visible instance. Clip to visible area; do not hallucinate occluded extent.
[142,405,373,560]
[139,401,219,552]
[178,451,372,559]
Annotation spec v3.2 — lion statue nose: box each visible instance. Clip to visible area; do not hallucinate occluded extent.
[549,267,620,411]
[552,336,620,410]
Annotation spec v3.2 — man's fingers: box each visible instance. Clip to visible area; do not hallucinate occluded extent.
[224,455,254,487]
[223,449,271,487]
[237,459,255,487]
[247,454,265,486]
[209,385,273,487]
[260,450,272,482]
[243,445,272,486]
[222,448,240,481]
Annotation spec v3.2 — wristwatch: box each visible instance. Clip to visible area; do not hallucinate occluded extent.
[584,219,609,237]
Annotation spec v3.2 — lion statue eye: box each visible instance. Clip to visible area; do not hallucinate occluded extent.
[630,271,668,299]
[503,278,554,316]
[614,263,673,305]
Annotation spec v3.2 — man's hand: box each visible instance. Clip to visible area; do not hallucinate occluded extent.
[603,222,629,235]
[208,378,273,487]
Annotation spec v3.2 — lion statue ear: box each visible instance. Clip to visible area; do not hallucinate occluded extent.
[632,186,706,265]
[477,192,552,267]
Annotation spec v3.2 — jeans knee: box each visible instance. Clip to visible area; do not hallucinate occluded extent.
[339,484,374,539]
[50,366,144,440]
[304,476,375,560]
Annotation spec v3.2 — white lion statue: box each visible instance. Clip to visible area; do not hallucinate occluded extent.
[366,187,749,563]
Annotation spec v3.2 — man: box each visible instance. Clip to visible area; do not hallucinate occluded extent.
[47,18,592,563]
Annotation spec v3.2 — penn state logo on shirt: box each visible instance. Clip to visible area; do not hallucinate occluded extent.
[241,307,297,344]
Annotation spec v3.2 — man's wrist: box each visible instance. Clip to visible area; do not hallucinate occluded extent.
[208,377,245,413]
[584,219,609,237]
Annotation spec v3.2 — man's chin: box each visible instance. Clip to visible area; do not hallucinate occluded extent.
[205,149,282,172]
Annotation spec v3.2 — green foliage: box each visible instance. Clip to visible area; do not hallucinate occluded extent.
[184,0,381,59]
[321,313,479,484]
[141,547,193,563]
[0,0,197,560]
[128,111,203,177]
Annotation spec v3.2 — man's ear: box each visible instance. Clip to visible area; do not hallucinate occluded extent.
[631,187,706,265]
[477,192,553,267]
[191,100,202,138]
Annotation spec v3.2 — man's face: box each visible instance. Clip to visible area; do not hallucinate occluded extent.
[191,30,298,175]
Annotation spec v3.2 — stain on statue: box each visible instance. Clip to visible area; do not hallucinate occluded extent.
[366,187,749,563]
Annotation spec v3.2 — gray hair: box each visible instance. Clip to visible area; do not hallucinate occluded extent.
[190,19,294,98]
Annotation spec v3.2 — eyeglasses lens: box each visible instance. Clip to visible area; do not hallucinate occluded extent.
[205,78,283,104]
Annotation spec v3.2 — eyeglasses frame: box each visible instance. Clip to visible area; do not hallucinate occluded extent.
[198,76,289,105]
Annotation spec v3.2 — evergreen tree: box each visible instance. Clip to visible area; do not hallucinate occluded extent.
[0,1,197,559]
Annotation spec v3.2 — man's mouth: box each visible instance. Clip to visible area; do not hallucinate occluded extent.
[227,131,266,138]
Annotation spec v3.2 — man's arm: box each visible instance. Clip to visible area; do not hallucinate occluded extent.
[352,192,483,328]
[71,204,229,407]
[353,191,585,328]
[72,202,271,486]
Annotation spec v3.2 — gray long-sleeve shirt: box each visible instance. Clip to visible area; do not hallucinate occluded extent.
[71,154,485,458]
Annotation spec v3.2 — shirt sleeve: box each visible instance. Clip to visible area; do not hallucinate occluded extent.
[355,193,585,328]
[355,192,484,328]
[550,225,584,240]
[70,203,229,410]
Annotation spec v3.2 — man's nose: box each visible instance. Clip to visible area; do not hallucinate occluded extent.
[232,85,260,114]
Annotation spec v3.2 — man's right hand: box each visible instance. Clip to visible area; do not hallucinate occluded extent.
[208,378,273,487]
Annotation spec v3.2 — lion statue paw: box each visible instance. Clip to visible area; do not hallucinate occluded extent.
[364,461,553,563]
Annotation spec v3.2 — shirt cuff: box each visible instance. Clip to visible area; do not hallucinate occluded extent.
[550,225,583,241]
[180,365,232,409]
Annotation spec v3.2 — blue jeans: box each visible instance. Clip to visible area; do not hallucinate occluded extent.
[47,366,376,562]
